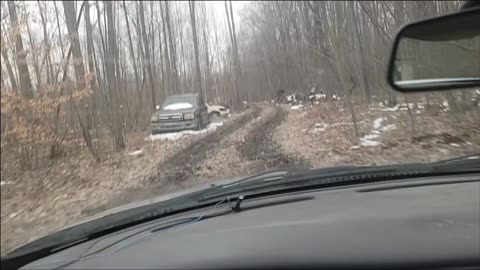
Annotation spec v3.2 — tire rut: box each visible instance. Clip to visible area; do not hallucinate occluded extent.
[84,107,260,214]
[147,106,260,184]
[236,106,311,172]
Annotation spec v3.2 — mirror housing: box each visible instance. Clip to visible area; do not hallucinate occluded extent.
[387,8,480,92]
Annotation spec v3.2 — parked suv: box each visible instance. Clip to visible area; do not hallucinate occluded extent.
[151,94,209,134]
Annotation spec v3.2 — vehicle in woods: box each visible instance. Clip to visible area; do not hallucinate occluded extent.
[150,94,209,134]
[206,104,230,120]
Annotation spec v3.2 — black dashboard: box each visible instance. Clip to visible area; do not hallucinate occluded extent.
[20,174,480,269]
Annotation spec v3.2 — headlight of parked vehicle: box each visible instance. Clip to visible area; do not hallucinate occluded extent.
[151,115,158,122]
[183,112,195,120]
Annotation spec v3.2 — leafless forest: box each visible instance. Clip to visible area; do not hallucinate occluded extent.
[1,1,479,254]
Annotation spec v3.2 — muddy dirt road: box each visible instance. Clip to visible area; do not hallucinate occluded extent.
[4,103,297,254]
[87,104,307,215]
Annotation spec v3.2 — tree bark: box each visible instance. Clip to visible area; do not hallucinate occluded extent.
[139,1,156,110]
[105,0,126,150]
[189,1,204,97]
[8,0,34,98]
[1,35,18,91]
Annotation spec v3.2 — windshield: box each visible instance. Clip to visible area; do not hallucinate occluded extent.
[1,1,479,256]
[162,95,197,110]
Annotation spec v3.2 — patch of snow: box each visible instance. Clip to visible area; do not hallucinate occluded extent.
[163,103,193,110]
[380,124,397,131]
[1,181,12,186]
[314,101,319,105]
[286,95,297,103]
[147,122,224,141]
[312,123,329,132]
[9,212,19,219]
[363,134,380,140]
[360,138,380,147]
[128,149,143,156]
[359,117,397,147]
[349,145,360,150]
[373,117,386,130]
[380,104,400,112]
[466,155,479,159]
[291,104,303,110]
[449,143,460,147]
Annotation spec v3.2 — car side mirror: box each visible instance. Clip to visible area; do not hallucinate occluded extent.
[387,7,480,92]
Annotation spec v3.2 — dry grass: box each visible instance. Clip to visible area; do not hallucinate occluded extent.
[274,102,480,168]
[0,112,247,254]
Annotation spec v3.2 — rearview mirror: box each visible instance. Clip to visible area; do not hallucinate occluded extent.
[387,8,480,92]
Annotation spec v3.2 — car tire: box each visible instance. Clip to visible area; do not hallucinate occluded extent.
[196,118,203,130]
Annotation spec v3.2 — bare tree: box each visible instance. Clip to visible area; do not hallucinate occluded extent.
[8,0,34,98]
[189,1,203,97]
[139,1,156,110]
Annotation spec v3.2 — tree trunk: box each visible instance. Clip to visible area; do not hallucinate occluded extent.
[84,0,98,132]
[165,1,179,94]
[0,35,18,91]
[8,0,34,98]
[62,1,86,85]
[105,0,126,150]
[139,1,156,110]
[189,1,204,97]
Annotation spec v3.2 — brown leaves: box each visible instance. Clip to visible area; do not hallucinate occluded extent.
[1,78,93,147]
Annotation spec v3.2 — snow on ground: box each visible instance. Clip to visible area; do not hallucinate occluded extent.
[376,102,425,113]
[373,117,385,129]
[1,181,12,186]
[290,104,304,110]
[163,103,193,110]
[146,122,224,142]
[360,117,397,147]
[380,104,400,112]
[128,149,144,156]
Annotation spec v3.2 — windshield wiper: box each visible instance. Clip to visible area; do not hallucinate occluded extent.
[198,157,480,202]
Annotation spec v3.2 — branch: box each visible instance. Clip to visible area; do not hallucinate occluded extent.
[356,1,391,44]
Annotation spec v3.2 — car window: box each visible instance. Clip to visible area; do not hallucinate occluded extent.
[1,0,478,257]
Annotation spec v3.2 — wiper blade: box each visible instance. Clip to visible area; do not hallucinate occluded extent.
[199,161,480,202]
[433,153,480,164]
